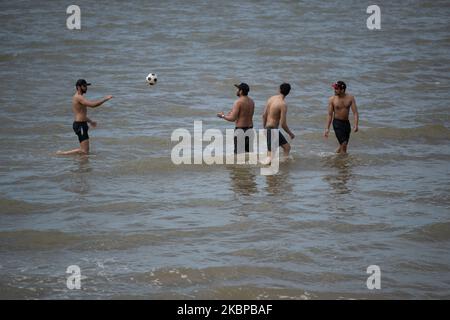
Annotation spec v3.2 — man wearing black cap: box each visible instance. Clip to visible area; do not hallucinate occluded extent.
[57,79,112,155]
[217,83,255,154]
[324,81,359,154]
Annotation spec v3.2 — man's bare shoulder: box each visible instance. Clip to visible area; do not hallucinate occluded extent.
[330,95,341,107]
[265,96,273,105]
[73,93,82,102]
[236,97,245,104]
[271,95,284,104]
[344,94,355,105]
[233,98,244,110]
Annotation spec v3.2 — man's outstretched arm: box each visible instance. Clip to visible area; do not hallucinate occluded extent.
[78,95,113,108]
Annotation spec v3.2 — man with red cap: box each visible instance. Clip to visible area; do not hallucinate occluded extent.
[324,81,359,154]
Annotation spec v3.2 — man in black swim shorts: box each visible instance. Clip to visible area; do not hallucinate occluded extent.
[262,83,295,164]
[57,79,113,155]
[73,120,90,143]
[324,81,359,154]
[265,126,288,153]
[217,83,255,154]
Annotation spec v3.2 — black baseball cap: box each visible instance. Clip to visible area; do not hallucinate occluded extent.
[76,79,91,87]
[234,82,250,93]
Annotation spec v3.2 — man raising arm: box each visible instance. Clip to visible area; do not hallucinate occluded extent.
[57,79,112,155]
[217,83,255,154]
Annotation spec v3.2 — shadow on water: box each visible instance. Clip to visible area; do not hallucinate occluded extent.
[264,168,293,197]
[322,154,353,197]
[69,155,92,196]
[228,165,258,196]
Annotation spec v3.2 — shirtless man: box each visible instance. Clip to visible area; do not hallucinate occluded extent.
[217,83,255,153]
[57,79,112,155]
[323,81,359,154]
[262,83,295,163]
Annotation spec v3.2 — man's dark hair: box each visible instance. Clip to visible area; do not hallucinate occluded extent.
[334,81,347,92]
[280,83,291,96]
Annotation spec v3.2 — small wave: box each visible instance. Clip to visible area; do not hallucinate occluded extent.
[0,53,17,62]
[0,230,165,251]
[400,221,450,242]
[101,136,169,147]
[316,151,337,157]
[0,198,44,215]
[128,265,305,289]
[360,125,450,142]
[229,248,315,263]
[291,220,397,234]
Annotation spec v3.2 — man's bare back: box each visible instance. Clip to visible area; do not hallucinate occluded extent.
[261,83,294,164]
[263,94,294,139]
[217,83,255,154]
[217,83,254,128]
[233,96,254,128]
[264,95,284,128]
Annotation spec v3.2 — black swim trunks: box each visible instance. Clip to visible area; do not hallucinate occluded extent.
[234,127,254,154]
[332,118,351,145]
[73,121,89,143]
[266,127,288,152]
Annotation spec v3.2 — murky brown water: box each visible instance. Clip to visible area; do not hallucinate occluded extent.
[0,0,449,299]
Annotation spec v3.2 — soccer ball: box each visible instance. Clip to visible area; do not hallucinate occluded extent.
[146,73,157,85]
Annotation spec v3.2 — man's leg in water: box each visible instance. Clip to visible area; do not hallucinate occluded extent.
[335,142,347,154]
[262,129,273,165]
[261,150,272,165]
[281,143,291,157]
[341,142,348,154]
[263,129,288,164]
[80,139,89,154]
[57,140,89,155]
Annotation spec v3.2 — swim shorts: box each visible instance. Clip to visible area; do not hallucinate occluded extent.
[266,127,288,152]
[73,121,89,143]
[332,118,351,145]
[234,127,254,154]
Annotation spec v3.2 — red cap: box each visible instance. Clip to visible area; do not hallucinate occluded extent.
[332,81,346,90]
